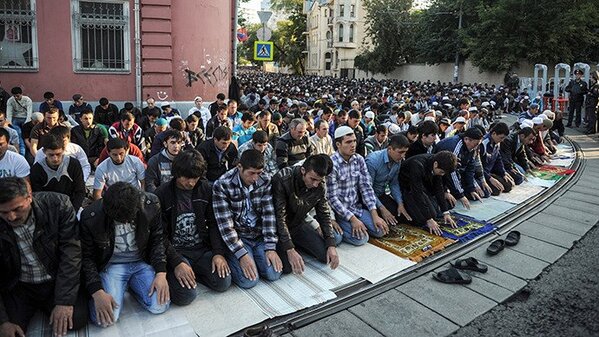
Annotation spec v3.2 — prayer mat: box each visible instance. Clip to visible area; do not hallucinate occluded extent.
[452,198,514,221]
[529,169,563,181]
[437,214,497,243]
[369,223,456,263]
[491,181,546,204]
[538,165,575,175]
[241,258,359,317]
[526,176,558,188]
[336,243,416,283]
[547,158,574,167]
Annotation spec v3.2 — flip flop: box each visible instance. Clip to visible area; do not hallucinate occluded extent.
[487,239,505,255]
[432,267,472,284]
[505,231,521,246]
[450,257,488,273]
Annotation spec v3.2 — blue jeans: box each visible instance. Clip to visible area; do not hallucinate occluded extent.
[337,209,383,246]
[89,261,170,325]
[226,238,282,289]
[11,117,26,155]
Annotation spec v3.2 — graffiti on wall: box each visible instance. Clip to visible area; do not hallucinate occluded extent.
[179,51,229,88]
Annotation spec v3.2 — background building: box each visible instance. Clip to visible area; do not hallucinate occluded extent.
[305,0,368,78]
[0,0,235,109]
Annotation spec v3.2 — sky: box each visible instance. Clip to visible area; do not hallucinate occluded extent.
[239,0,271,24]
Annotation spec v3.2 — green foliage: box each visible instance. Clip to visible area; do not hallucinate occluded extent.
[355,0,415,74]
[358,0,599,74]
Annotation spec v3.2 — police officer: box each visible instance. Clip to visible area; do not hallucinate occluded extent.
[565,69,588,128]
[585,71,599,134]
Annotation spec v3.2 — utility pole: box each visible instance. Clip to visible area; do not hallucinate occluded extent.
[453,1,463,83]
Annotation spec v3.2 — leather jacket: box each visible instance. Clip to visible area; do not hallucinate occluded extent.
[79,193,167,296]
[154,178,227,268]
[0,192,81,324]
[271,166,336,251]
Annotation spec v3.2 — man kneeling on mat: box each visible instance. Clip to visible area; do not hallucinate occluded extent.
[272,154,341,275]
[399,151,458,236]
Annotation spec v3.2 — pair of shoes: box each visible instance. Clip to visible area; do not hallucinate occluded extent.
[432,267,472,284]
[487,231,520,255]
[244,325,275,337]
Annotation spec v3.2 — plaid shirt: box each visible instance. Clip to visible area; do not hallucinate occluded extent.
[238,140,278,177]
[327,152,377,221]
[12,212,53,283]
[213,167,278,259]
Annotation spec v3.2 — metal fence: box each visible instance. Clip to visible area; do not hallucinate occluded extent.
[0,0,37,70]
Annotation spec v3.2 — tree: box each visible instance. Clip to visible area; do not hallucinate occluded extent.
[465,0,599,72]
[269,0,307,74]
[355,0,415,74]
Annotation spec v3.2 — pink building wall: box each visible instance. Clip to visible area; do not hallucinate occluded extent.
[0,0,234,106]
[1,1,136,104]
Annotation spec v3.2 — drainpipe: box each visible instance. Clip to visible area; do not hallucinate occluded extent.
[233,0,239,77]
[134,0,142,107]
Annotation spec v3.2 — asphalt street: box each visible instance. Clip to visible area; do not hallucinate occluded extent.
[452,222,599,337]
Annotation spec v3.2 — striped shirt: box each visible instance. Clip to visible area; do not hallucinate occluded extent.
[12,212,53,283]
[327,152,377,221]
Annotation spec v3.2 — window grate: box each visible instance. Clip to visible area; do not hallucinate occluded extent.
[72,0,130,72]
[0,0,38,71]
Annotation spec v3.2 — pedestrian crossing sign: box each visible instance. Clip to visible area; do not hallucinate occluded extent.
[254,41,274,61]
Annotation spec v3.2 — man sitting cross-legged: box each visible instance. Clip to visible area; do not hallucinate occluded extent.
[155,150,231,306]
[327,126,388,246]
[213,150,282,289]
[80,182,170,327]
[272,154,341,275]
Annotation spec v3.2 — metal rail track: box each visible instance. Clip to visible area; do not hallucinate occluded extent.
[231,137,584,337]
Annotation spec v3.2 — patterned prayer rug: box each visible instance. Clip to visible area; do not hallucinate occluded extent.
[369,223,456,262]
[530,170,563,181]
[437,214,497,243]
[538,165,576,175]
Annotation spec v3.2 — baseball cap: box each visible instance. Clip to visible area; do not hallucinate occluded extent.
[160,101,171,108]
[454,116,466,124]
[365,111,375,119]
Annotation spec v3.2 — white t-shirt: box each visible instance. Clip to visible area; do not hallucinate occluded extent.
[94,155,145,191]
[0,151,30,178]
[35,143,91,182]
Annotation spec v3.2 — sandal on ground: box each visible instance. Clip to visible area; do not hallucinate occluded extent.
[505,231,521,246]
[450,257,488,273]
[432,267,472,284]
[487,239,505,255]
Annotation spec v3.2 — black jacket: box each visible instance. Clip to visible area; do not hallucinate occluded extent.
[0,193,81,324]
[406,139,434,159]
[30,157,86,210]
[197,139,238,182]
[500,133,529,171]
[71,124,106,159]
[94,104,119,126]
[565,79,588,102]
[154,179,227,267]
[399,154,449,224]
[79,193,167,296]
[272,167,335,251]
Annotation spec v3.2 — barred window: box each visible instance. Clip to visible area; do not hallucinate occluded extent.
[71,0,130,72]
[0,0,38,71]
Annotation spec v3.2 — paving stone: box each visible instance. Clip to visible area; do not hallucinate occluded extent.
[528,212,595,236]
[513,221,580,249]
[291,310,384,337]
[349,289,459,337]
[505,234,568,264]
[463,264,527,293]
[569,184,599,197]
[561,191,599,205]
[469,244,550,280]
[398,274,497,326]
[553,197,599,216]
[540,205,599,227]
[461,274,516,303]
